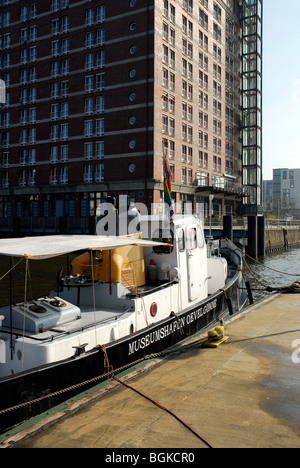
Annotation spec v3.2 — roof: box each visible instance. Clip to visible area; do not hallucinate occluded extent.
[0,235,167,260]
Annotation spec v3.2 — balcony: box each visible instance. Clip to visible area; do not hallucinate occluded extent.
[195,174,244,199]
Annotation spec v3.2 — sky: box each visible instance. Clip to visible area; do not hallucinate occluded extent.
[262,0,300,179]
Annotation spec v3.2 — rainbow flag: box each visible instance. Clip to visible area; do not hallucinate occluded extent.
[163,143,174,220]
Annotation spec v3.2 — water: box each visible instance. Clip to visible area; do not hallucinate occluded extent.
[243,248,300,302]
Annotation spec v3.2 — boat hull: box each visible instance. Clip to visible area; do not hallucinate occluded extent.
[0,271,247,435]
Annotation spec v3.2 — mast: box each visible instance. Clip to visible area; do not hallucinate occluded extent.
[162,141,174,221]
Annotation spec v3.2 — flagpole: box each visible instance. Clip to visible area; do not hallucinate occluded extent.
[162,140,174,222]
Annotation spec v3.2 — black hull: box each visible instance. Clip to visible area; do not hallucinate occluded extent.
[0,271,247,436]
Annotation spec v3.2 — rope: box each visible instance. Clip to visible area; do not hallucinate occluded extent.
[0,257,24,283]
[113,374,214,449]
[100,344,110,380]
[242,255,269,289]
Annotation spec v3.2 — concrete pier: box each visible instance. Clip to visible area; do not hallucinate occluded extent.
[2,293,300,449]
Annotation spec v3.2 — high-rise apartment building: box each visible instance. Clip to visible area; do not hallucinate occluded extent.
[0,0,262,233]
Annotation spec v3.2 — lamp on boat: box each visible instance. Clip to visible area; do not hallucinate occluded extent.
[161,262,171,280]
[169,267,180,282]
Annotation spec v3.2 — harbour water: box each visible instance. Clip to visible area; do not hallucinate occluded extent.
[243,248,300,302]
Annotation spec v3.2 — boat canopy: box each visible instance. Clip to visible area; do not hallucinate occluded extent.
[0,235,168,260]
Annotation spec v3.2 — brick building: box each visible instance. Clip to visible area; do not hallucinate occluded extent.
[0,0,262,234]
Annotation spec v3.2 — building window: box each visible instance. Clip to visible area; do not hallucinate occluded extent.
[86,9,94,26]
[96,118,104,136]
[60,167,68,184]
[61,123,68,140]
[85,142,93,160]
[85,120,93,137]
[97,5,105,23]
[51,125,59,141]
[84,165,93,183]
[96,73,105,90]
[95,163,104,182]
[61,102,69,119]
[97,29,105,46]
[182,167,187,184]
[86,32,94,48]
[61,145,68,162]
[96,141,104,159]
[97,50,105,68]
[85,76,93,93]
[50,146,59,163]
[61,17,69,33]
[96,96,104,114]
[51,103,59,120]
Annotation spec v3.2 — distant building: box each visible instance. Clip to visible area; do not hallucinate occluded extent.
[272,168,300,218]
[0,0,263,233]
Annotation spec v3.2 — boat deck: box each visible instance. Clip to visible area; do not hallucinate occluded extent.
[2,293,300,448]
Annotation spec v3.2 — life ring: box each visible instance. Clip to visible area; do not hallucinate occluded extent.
[150,302,158,318]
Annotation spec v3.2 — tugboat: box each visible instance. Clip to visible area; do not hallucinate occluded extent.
[0,210,247,434]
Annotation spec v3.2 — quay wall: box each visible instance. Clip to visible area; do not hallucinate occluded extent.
[265,228,300,253]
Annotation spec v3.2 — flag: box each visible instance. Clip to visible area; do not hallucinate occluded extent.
[163,142,174,220]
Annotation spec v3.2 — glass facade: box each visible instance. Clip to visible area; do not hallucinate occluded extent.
[241,0,263,214]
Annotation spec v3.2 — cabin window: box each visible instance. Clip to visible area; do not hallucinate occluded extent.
[178,229,185,252]
[153,229,173,254]
[186,228,197,250]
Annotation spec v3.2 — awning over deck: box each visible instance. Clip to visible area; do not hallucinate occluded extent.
[0,235,166,260]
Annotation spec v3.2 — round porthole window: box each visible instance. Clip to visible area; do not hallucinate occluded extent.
[150,302,158,318]
[129,140,136,149]
[129,69,136,78]
[130,22,136,31]
[130,45,137,55]
[129,163,136,173]
[129,92,136,102]
[129,116,136,125]
[130,0,136,7]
